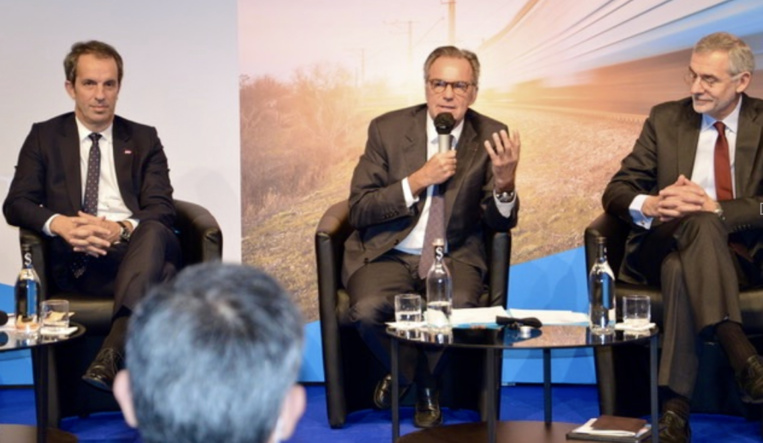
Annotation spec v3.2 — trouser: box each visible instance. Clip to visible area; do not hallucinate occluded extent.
[626,212,758,398]
[51,220,182,316]
[347,249,484,386]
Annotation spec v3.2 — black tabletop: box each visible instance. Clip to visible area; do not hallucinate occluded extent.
[387,324,657,350]
[0,323,85,353]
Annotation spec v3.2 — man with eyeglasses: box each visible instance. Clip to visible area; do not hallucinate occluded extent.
[604,32,763,442]
[342,46,520,428]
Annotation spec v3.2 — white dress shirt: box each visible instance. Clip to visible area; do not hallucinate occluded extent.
[630,99,741,229]
[43,117,137,235]
[395,113,516,255]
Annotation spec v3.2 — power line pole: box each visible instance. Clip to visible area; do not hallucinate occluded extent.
[441,0,456,44]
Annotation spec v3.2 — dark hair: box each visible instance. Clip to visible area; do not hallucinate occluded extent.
[423,46,481,86]
[125,263,304,443]
[64,40,124,85]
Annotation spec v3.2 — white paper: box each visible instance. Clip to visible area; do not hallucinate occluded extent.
[615,322,656,331]
[572,418,650,437]
[450,306,508,325]
[388,307,591,328]
[506,308,590,325]
[40,326,78,337]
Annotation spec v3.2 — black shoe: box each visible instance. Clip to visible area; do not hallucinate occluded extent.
[658,410,691,443]
[373,374,411,410]
[82,347,123,392]
[414,387,442,428]
[736,355,763,403]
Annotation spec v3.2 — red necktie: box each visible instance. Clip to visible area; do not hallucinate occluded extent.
[714,121,733,200]
[713,122,752,261]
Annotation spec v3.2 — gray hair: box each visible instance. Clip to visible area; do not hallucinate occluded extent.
[694,32,755,75]
[125,262,304,443]
[423,46,481,87]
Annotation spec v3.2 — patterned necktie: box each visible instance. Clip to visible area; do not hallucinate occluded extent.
[714,122,733,201]
[418,186,445,279]
[418,133,453,278]
[72,133,101,278]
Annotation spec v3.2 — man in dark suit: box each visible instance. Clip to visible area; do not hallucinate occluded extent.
[604,32,763,442]
[3,40,180,391]
[343,46,520,428]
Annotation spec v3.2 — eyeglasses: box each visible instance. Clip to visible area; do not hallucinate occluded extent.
[427,79,474,96]
[684,70,742,89]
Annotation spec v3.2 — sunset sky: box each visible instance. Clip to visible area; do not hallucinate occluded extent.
[238,0,763,92]
[238,0,523,88]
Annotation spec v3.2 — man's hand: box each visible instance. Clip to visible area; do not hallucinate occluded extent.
[643,175,719,222]
[50,212,120,256]
[408,150,457,196]
[484,129,520,192]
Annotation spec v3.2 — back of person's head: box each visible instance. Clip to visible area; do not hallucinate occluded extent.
[114,262,306,443]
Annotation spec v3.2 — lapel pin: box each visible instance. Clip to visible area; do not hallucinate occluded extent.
[124,149,133,155]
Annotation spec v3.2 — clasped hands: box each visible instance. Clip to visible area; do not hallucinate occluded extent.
[408,129,521,195]
[643,174,719,222]
[50,211,123,257]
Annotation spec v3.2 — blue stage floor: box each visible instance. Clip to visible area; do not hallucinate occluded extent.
[0,384,759,442]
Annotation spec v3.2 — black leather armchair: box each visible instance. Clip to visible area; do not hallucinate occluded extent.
[315,200,512,428]
[585,212,763,420]
[20,199,223,428]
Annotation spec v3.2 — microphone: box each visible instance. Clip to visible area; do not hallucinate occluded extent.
[0,310,7,326]
[434,112,456,153]
[496,316,543,329]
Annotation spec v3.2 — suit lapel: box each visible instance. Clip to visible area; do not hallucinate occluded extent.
[402,108,429,214]
[735,95,763,196]
[443,113,479,224]
[677,105,701,180]
[112,118,137,211]
[59,115,83,212]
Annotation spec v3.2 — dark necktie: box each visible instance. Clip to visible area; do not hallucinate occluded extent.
[72,133,101,278]
[714,122,733,201]
[418,186,445,279]
[419,135,453,278]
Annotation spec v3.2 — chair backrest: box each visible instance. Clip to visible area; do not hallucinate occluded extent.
[584,212,629,278]
[315,199,512,307]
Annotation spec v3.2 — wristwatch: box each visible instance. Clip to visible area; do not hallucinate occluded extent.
[494,189,516,203]
[713,204,725,221]
[117,221,132,243]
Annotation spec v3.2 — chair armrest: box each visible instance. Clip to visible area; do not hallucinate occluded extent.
[584,212,629,275]
[19,228,50,298]
[315,200,352,317]
[174,199,223,265]
[487,231,511,308]
[315,200,352,428]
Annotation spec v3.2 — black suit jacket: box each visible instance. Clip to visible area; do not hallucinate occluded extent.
[342,105,519,284]
[603,94,763,282]
[3,112,175,233]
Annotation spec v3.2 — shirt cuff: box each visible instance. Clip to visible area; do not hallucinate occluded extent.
[401,177,419,207]
[125,218,139,230]
[43,214,59,237]
[494,192,517,218]
[629,194,653,229]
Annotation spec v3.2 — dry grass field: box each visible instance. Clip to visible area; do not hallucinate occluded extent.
[241,79,645,321]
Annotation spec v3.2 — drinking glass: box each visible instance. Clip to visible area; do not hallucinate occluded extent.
[41,299,70,334]
[394,293,422,327]
[622,295,650,328]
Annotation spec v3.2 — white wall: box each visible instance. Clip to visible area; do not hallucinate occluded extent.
[0,0,242,286]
